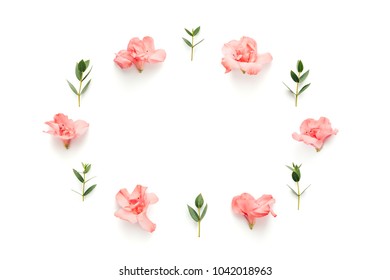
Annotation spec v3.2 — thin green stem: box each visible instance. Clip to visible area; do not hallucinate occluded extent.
[197,207,201,237]
[297,182,300,210]
[78,73,83,107]
[295,72,301,107]
[191,34,194,61]
[82,172,86,202]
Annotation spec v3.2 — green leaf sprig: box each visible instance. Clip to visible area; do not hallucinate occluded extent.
[286,163,311,210]
[187,193,208,237]
[72,162,97,201]
[67,59,92,107]
[283,60,310,107]
[182,26,204,61]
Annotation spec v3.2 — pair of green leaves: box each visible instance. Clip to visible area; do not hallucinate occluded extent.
[187,193,208,237]
[182,26,204,61]
[67,59,92,107]
[283,60,311,107]
[72,162,97,201]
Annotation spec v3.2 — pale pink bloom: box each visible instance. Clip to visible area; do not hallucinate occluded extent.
[232,193,276,229]
[221,36,272,75]
[114,185,159,233]
[44,113,89,149]
[292,117,338,152]
[114,36,166,72]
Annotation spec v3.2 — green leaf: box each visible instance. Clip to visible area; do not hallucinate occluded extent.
[282,82,295,95]
[184,28,193,37]
[290,71,300,83]
[193,26,200,36]
[84,164,91,174]
[286,184,298,196]
[292,171,300,182]
[82,66,93,82]
[193,38,204,48]
[298,83,311,95]
[75,63,82,81]
[73,169,84,183]
[187,205,199,222]
[195,193,204,208]
[286,165,294,172]
[299,70,309,83]
[182,38,193,47]
[67,80,78,95]
[84,60,90,69]
[200,204,208,220]
[78,60,87,72]
[83,184,97,197]
[81,79,91,95]
[301,184,312,195]
[297,60,303,73]
[71,189,82,196]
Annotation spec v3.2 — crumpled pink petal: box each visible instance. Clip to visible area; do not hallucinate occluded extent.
[114,185,158,233]
[114,50,133,69]
[221,36,272,75]
[293,117,338,151]
[114,36,166,72]
[44,113,89,149]
[232,193,276,229]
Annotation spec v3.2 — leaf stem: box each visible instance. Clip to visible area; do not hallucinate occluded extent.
[191,33,194,61]
[197,207,201,237]
[82,172,86,202]
[78,73,83,107]
[297,182,300,210]
[295,72,301,107]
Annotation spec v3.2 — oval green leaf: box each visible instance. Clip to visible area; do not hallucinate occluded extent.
[298,83,311,95]
[75,63,82,81]
[297,60,304,73]
[195,193,204,208]
[193,26,200,36]
[84,60,90,69]
[292,171,300,182]
[187,205,199,222]
[299,70,309,83]
[67,80,78,95]
[184,28,193,37]
[78,60,87,72]
[290,71,300,83]
[73,169,84,183]
[182,38,193,47]
[200,204,208,220]
[81,79,91,95]
[83,184,97,197]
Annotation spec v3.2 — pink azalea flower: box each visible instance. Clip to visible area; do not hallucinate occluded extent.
[221,36,272,75]
[44,113,89,149]
[292,117,338,152]
[232,193,276,229]
[114,185,158,233]
[114,36,166,72]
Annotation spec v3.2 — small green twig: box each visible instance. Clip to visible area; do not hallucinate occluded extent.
[182,26,204,61]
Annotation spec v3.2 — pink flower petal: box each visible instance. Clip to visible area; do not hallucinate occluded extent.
[137,212,156,233]
[142,36,155,52]
[116,188,131,208]
[148,49,166,63]
[73,120,89,136]
[114,50,133,69]
[114,208,137,223]
[147,193,159,204]
[257,53,273,64]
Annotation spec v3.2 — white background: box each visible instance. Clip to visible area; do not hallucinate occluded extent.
[1,0,389,279]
